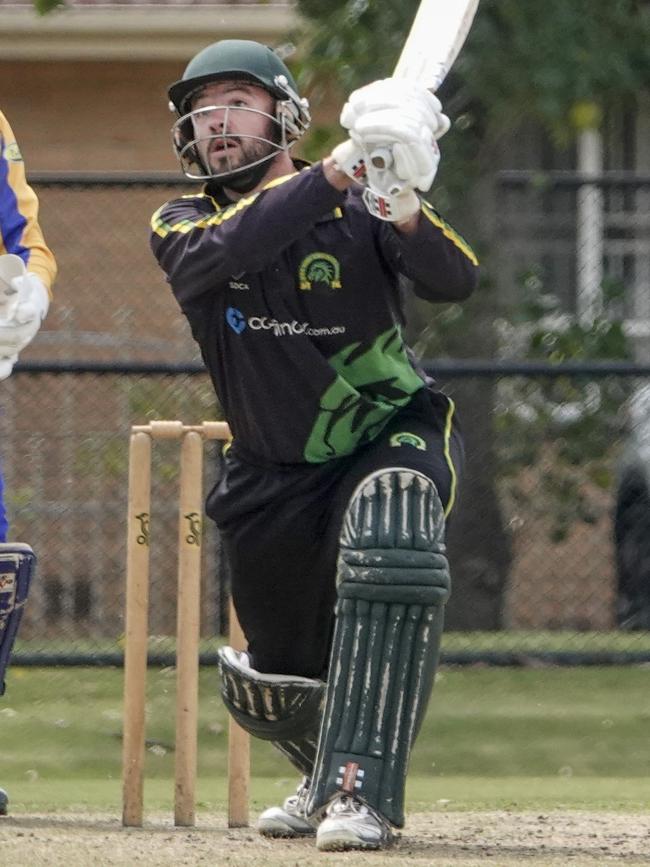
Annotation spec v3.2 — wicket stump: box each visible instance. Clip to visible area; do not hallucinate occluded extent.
[122,421,250,828]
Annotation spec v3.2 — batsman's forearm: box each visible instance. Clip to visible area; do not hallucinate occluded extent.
[399,204,479,301]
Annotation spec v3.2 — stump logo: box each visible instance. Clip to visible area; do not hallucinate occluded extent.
[390,431,427,450]
[299,253,342,292]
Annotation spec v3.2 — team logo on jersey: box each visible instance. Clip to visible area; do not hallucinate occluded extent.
[225,307,247,334]
[390,431,427,450]
[299,253,342,292]
[3,142,22,162]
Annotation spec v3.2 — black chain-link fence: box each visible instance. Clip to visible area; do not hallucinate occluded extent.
[4,361,650,666]
[2,174,649,666]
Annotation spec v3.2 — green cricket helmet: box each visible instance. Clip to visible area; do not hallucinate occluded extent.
[168,39,311,183]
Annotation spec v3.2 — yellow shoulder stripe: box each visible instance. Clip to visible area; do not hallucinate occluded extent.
[421,201,479,267]
[261,170,299,190]
[151,191,258,238]
[151,169,341,239]
[150,171,304,239]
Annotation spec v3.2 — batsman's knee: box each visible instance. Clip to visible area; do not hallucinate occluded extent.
[338,468,450,605]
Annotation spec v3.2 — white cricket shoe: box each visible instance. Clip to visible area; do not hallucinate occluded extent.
[316,794,395,851]
[257,779,317,838]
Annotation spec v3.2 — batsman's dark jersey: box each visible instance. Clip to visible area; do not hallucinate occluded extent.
[151,162,478,675]
[151,162,478,467]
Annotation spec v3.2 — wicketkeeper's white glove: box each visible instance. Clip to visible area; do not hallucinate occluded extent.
[0,254,50,380]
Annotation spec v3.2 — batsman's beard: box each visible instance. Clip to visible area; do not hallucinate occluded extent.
[175,105,286,187]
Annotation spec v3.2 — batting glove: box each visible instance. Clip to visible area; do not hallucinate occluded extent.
[341,78,450,143]
[361,186,421,223]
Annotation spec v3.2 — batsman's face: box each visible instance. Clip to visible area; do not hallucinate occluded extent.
[190,81,278,175]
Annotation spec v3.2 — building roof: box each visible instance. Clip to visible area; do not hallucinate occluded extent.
[0,0,290,5]
[0,1,296,59]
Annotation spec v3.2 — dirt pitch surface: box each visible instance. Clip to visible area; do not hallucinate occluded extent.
[1,811,649,867]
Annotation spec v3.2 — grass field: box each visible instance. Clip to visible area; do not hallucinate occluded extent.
[1,665,649,866]
[1,665,648,812]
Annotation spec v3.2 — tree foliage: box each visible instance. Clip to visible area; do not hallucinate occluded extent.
[296,0,650,148]
[33,0,65,13]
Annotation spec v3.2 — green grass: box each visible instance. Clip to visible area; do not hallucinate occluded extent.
[1,666,648,813]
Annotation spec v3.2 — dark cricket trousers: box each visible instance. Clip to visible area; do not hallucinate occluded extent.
[207,387,464,679]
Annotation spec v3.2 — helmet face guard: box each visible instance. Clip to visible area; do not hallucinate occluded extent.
[171,75,310,182]
[168,41,310,183]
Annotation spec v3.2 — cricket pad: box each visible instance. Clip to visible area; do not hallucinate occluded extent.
[307,469,450,827]
[217,646,325,776]
[0,543,36,695]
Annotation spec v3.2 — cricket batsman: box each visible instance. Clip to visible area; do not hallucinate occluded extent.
[151,39,478,851]
[0,108,55,815]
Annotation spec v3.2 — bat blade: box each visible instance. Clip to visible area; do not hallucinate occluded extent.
[368,0,479,176]
[394,0,480,91]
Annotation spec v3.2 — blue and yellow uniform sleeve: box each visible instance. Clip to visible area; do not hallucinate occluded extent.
[0,110,56,294]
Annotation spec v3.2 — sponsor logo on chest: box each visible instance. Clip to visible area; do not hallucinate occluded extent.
[225,307,345,338]
[228,279,250,291]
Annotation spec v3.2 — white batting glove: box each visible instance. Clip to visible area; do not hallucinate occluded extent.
[330,139,422,222]
[331,136,429,197]
[350,118,441,192]
[361,187,421,223]
[330,138,370,184]
[341,81,447,193]
[341,78,450,143]
[0,259,49,379]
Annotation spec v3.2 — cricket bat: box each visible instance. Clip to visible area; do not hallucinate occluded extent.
[394,0,480,93]
[370,0,480,173]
